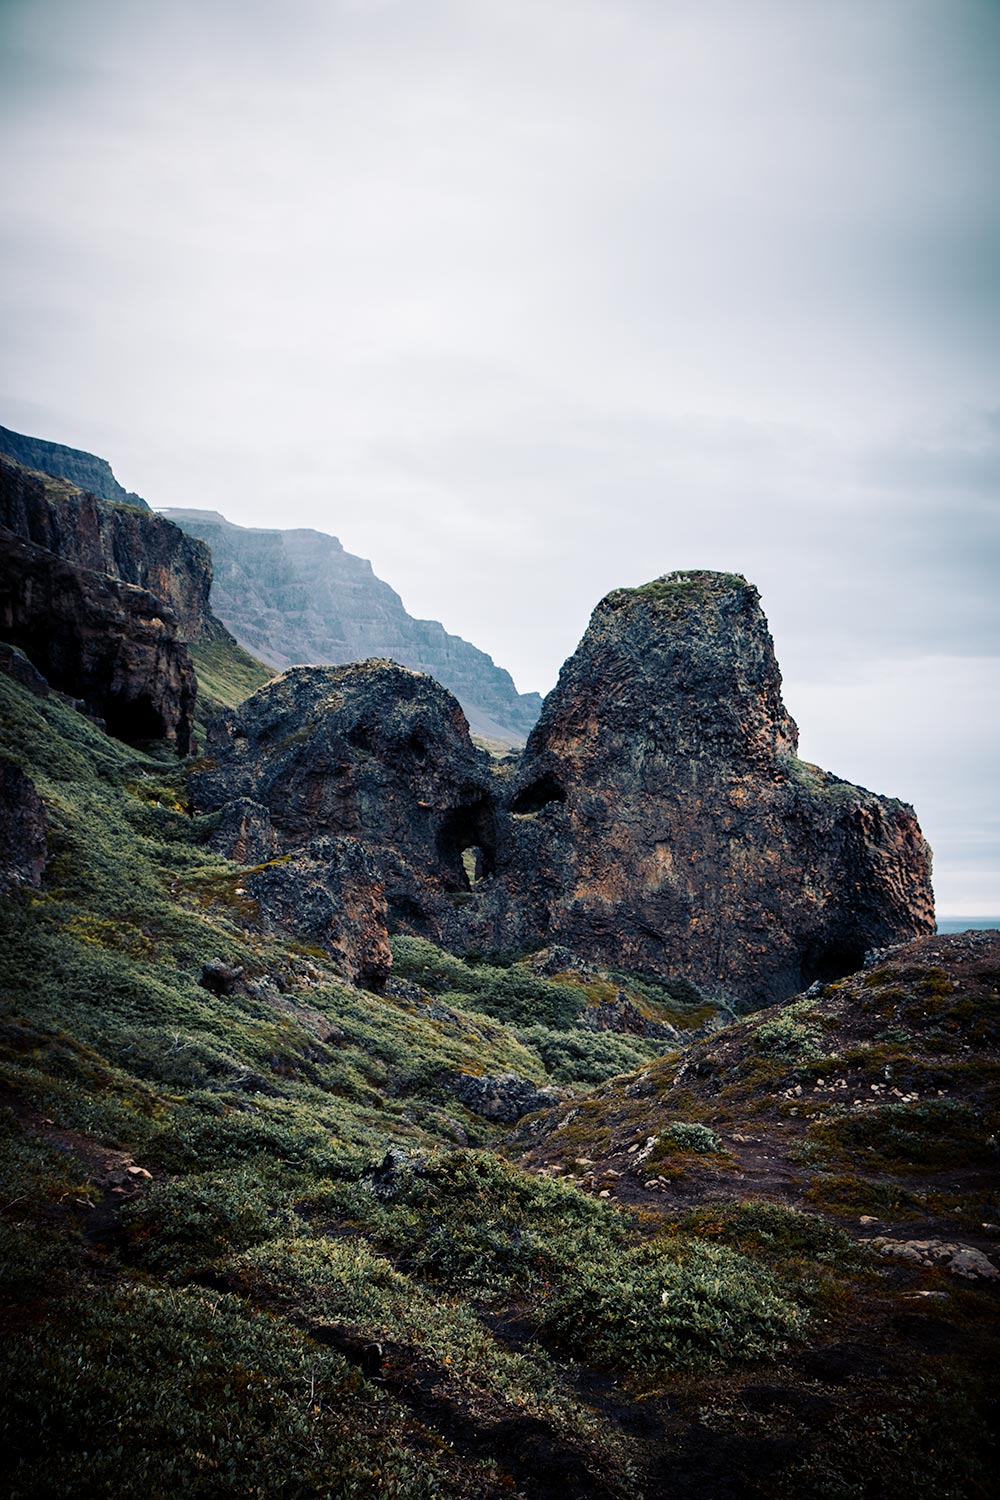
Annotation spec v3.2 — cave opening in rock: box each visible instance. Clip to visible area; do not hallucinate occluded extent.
[511,773,566,815]
[103,692,168,748]
[437,801,497,889]
[802,934,869,987]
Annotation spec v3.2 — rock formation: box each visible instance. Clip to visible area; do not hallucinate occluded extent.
[191,573,935,1007]
[0,526,197,753]
[160,508,543,746]
[489,572,935,1006]
[0,422,150,510]
[1,454,215,640]
[193,661,494,979]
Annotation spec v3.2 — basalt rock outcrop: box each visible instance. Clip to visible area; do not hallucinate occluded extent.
[191,573,934,1007]
[487,572,935,1006]
[161,508,543,746]
[192,661,495,981]
[1,454,215,640]
[0,527,197,752]
[0,422,151,510]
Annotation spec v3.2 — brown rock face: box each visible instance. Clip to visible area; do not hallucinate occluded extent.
[487,572,934,1006]
[0,454,215,639]
[189,574,935,1007]
[0,761,47,891]
[0,529,197,753]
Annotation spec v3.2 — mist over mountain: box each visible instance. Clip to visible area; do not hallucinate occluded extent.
[161,507,542,746]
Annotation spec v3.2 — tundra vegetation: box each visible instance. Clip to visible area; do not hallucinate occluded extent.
[0,665,997,1499]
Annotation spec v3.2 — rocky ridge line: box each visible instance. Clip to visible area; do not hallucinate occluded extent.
[160,507,543,746]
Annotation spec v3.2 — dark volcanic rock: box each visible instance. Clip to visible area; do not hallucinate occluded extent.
[246,837,392,989]
[450,1072,562,1123]
[484,572,934,1007]
[187,572,934,1008]
[0,642,49,697]
[1,454,215,639]
[0,761,47,891]
[0,528,197,753]
[191,661,494,974]
[0,423,150,510]
[160,508,543,746]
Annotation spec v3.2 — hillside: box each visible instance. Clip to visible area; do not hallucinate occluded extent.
[0,663,996,1498]
[0,444,993,1497]
[160,508,543,747]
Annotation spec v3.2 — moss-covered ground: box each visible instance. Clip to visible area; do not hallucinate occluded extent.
[1,668,998,1497]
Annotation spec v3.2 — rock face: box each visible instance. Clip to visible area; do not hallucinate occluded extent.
[192,661,494,981]
[0,761,47,891]
[161,508,543,746]
[0,527,197,753]
[0,423,150,510]
[193,573,934,1006]
[487,572,934,1005]
[1,455,215,640]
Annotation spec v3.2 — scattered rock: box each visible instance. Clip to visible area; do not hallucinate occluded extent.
[200,961,246,997]
[450,1072,562,1124]
[870,1237,999,1280]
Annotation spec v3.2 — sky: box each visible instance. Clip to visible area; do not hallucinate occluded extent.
[1,0,998,913]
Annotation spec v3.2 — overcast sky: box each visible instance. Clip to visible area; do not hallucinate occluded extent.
[1,0,998,912]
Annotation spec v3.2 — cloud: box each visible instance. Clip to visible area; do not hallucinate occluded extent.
[1,0,997,908]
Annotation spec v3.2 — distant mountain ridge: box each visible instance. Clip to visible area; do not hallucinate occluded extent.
[0,424,150,511]
[160,508,543,746]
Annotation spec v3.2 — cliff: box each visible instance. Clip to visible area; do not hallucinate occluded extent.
[160,508,543,746]
[0,526,197,752]
[0,422,150,510]
[0,453,257,752]
[0,454,215,640]
[193,572,935,1007]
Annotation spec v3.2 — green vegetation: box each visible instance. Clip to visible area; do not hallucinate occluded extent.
[0,669,825,1495]
[391,935,587,1028]
[188,633,274,742]
[809,1098,997,1172]
[1,663,997,1496]
[754,1000,828,1062]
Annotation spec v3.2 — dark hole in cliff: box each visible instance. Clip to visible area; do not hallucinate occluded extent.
[103,692,168,748]
[802,935,869,987]
[511,774,566,816]
[386,892,428,932]
[408,730,429,762]
[437,801,497,889]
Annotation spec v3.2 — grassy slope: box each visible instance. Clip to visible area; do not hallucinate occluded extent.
[1,669,996,1497]
[188,633,275,744]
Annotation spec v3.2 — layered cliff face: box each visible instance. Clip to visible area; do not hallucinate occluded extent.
[0,527,197,752]
[489,572,934,1004]
[193,573,935,1006]
[1,455,214,640]
[161,508,543,746]
[0,423,150,510]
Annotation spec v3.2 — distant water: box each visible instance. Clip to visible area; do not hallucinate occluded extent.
[936,917,1000,933]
